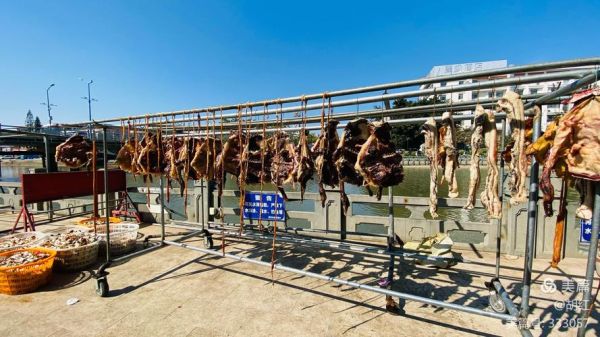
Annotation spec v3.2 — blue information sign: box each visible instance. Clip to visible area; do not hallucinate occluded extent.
[580,218,599,243]
[243,192,285,221]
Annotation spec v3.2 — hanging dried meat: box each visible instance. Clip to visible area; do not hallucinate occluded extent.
[215,131,246,198]
[355,121,404,200]
[421,117,439,218]
[191,137,222,181]
[438,111,459,198]
[479,106,501,219]
[464,106,485,210]
[136,132,166,175]
[534,91,600,220]
[55,135,93,168]
[178,137,202,181]
[115,139,141,174]
[293,129,315,200]
[496,91,527,205]
[333,118,372,214]
[163,136,185,186]
[311,120,340,207]
[270,131,297,201]
[526,117,564,216]
[239,134,271,186]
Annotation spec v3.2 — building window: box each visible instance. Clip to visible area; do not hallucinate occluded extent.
[496,90,505,98]
[472,92,479,100]
[459,80,464,85]
[488,92,494,98]
[548,104,560,110]
[458,93,463,100]
[440,81,447,87]
[530,88,538,95]
[516,88,524,96]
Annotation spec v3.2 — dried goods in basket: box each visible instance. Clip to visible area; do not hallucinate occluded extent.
[0,231,48,253]
[76,217,122,228]
[0,248,56,295]
[95,223,140,256]
[40,230,99,271]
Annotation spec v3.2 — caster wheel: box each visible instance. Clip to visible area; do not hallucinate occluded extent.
[489,292,507,313]
[203,235,214,249]
[95,278,109,297]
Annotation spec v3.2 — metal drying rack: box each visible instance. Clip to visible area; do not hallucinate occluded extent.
[63,57,600,337]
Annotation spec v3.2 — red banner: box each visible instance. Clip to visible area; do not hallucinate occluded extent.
[21,170,126,204]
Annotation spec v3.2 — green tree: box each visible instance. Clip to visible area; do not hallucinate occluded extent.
[25,110,34,130]
[388,96,446,152]
[34,116,42,132]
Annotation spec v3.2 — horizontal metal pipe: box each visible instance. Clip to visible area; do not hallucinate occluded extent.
[149,94,561,133]
[88,70,587,128]
[524,70,600,109]
[202,221,458,264]
[492,280,522,318]
[110,243,163,263]
[492,281,534,337]
[143,93,546,129]
[163,239,515,321]
[78,58,600,125]
[174,110,563,137]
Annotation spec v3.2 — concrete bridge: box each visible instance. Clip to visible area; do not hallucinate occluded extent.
[0,125,122,172]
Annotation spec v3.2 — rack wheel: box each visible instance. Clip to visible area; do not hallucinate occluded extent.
[203,235,214,249]
[489,292,506,313]
[95,278,109,297]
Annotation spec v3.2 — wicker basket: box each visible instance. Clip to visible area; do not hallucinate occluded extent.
[39,229,99,271]
[96,223,139,256]
[0,232,48,253]
[0,247,56,295]
[47,242,99,272]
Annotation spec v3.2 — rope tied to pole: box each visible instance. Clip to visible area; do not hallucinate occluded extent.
[145,115,151,207]
[219,106,226,255]
[270,99,284,281]
[258,102,268,231]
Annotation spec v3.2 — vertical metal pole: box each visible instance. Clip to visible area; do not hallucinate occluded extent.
[43,135,53,221]
[201,180,205,230]
[87,81,93,122]
[160,175,165,243]
[388,187,395,246]
[340,188,347,241]
[577,182,599,337]
[87,81,93,138]
[102,127,111,262]
[520,109,542,316]
[495,118,506,278]
[387,186,396,281]
[46,86,53,126]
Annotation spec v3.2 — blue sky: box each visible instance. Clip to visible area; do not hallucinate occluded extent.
[0,0,598,126]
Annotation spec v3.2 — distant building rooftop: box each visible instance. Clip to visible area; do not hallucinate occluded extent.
[426,60,508,78]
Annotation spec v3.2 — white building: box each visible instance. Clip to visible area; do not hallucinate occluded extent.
[419,60,591,129]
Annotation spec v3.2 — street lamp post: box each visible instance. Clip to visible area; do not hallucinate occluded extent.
[85,80,94,121]
[81,79,97,138]
[45,83,55,126]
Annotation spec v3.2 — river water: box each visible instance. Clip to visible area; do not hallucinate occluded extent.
[0,165,31,182]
